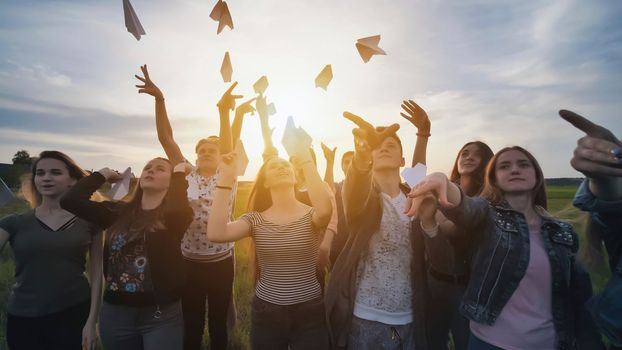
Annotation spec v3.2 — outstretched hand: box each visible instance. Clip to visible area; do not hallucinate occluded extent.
[404,172,454,217]
[236,97,257,116]
[559,110,622,177]
[343,111,400,149]
[218,82,243,111]
[321,143,337,164]
[400,99,430,134]
[135,64,163,100]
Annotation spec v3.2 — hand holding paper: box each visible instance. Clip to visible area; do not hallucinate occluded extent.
[343,111,400,149]
[107,167,132,200]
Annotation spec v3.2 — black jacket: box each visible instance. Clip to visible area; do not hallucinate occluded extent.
[60,172,193,306]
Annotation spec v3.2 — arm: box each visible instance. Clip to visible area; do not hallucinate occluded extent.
[162,164,194,237]
[318,187,338,270]
[60,170,121,229]
[321,143,336,185]
[231,97,257,145]
[400,99,431,166]
[257,94,278,162]
[206,152,252,243]
[217,82,244,154]
[82,227,103,350]
[135,65,185,165]
[293,151,332,229]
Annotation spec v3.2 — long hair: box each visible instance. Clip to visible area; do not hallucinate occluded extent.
[105,157,172,243]
[449,141,494,196]
[21,150,88,208]
[480,146,548,209]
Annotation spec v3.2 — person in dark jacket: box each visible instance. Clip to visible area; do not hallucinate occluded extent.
[408,146,604,350]
[325,106,430,350]
[61,157,193,350]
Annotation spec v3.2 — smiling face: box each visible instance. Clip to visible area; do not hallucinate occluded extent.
[139,158,172,192]
[263,157,296,189]
[371,136,405,171]
[457,143,483,176]
[34,158,77,198]
[494,149,537,194]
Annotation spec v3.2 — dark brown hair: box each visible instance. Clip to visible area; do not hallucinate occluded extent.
[480,146,548,209]
[449,141,494,196]
[21,150,88,208]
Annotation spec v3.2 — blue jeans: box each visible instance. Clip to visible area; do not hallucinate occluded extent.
[250,296,329,350]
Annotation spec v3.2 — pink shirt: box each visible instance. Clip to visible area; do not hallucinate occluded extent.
[470,229,556,350]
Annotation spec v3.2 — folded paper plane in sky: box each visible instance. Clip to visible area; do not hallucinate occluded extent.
[355,35,386,63]
[221,52,233,82]
[107,167,132,200]
[253,76,269,95]
[315,65,333,90]
[209,0,234,34]
[123,0,146,40]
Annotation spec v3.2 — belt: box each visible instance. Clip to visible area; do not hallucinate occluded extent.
[428,266,469,285]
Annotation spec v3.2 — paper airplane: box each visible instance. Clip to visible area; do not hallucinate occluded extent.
[107,167,132,200]
[267,102,276,116]
[355,35,386,63]
[221,52,232,82]
[234,140,249,176]
[315,64,333,90]
[209,0,234,34]
[253,76,269,95]
[0,177,13,206]
[282,116,312,156]
[401,163,427,188]
[123,0,146,41]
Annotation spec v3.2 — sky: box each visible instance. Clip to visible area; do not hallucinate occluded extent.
[0,0,621,180]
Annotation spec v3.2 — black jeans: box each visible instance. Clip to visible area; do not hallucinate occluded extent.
[250,296,329,350]
[426,271,470,350]
[7,299,90,350]
[182,256,234,350]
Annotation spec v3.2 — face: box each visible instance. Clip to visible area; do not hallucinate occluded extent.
[457,144,483,175]
[494,150,537,194]
[263,158,296,189]
[34,158,77,198]
[372,137,404,171]
[139,158,172,192]
[195,141,220,171]
[341,153,353,176]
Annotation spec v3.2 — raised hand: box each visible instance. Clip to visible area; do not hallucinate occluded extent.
[400,99,430,134]
[97,168,123,183]
[343,111,400,149]
[321,143,337,164]
[256,93,269,117]
[218,152,238,183]
[217,82,243,111]
[236,97,257,116]
[135,64,163,100]
[404,172,454,217]
[560,110,622,177]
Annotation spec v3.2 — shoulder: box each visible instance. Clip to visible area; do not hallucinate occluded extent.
[543,217,578,251]
[0,211,34,237]
[239,211,262,226]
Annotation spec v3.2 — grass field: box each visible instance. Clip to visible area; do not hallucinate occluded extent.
[0,184,610,349]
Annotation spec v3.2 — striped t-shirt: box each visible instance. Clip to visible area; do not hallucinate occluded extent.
[240,209,322,305]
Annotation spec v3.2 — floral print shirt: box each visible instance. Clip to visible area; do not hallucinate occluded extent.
[181,168,236,260]
[106,231,153,293]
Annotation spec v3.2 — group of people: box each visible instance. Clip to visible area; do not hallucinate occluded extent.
[0,64,620,350]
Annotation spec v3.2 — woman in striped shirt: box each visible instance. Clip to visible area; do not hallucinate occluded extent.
[207,138,332,349]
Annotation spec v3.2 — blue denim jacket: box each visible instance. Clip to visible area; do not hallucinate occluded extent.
[442,191,603,350]
[573,179,622,270]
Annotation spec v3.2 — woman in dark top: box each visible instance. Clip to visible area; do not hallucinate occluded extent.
[409,146,603,350]
[60,157,193,350]
[424,141,493,350]
[0,150,103,350]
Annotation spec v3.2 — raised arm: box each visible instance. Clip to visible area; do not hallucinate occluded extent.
[400,99,431,166]
[161,163,195,237]
[256,93,278,162]
[321,142,337,185]
[217,82,244,155]
[231,97,257,145]
[60,169,122,229]
[206,152,252,243]
[135,65,185,165]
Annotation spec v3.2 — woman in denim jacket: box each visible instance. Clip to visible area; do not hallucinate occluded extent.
[407,146,603,350]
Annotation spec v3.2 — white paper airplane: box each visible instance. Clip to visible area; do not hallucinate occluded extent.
[401,163,427,188]
[315,64,333,90]
[107,167,132,200]
[253,76,269,95]
[281,116,312,156]
[355,35,386,63]
[123,0,146,40]
[209,0,234,34]
[221,52,233,82]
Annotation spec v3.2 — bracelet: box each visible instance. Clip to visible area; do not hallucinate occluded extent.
[215,185,233,190]
[420,220,439,237]
[416,132,431,137]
